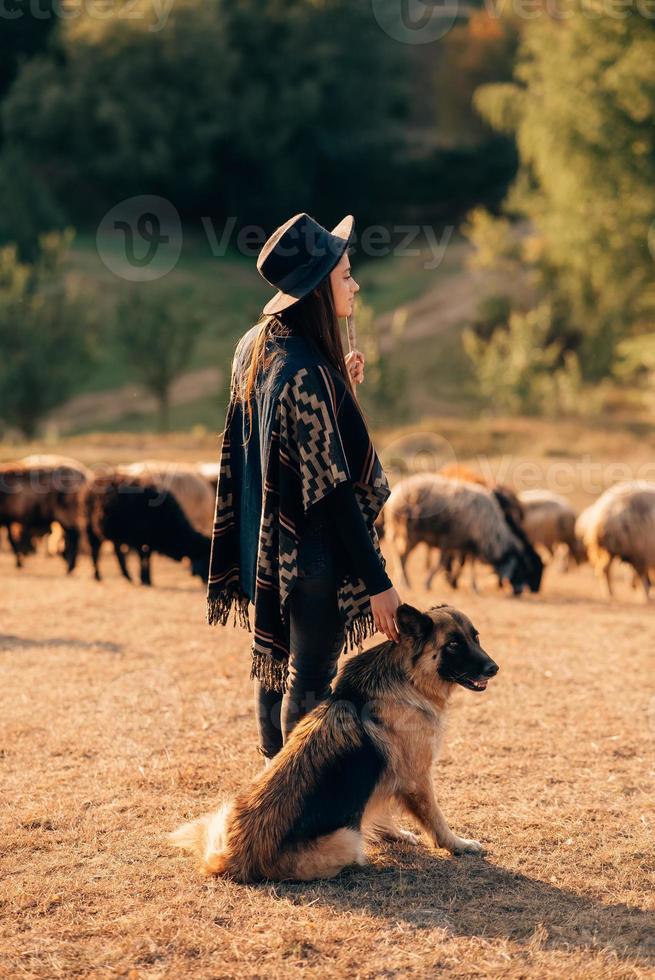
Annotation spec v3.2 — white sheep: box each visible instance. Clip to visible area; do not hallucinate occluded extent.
[195,461,220,494]
[575,480,655,599]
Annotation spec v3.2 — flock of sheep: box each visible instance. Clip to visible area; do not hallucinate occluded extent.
[0,454,218,586]
[378,463,655,600]
[2,453,654,601]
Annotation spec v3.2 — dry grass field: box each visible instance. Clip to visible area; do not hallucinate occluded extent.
[2,525,655,979]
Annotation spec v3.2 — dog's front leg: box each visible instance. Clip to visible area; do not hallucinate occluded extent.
[398,781,484,856]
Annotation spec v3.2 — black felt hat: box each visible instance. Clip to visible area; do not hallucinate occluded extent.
[257,212,354,315]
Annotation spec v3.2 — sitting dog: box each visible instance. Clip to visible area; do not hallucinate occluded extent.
[169,602,499,882]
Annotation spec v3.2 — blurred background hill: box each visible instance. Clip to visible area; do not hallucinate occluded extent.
[1,0,654,447]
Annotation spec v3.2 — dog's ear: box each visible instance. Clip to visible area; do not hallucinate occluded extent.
[396,603,434,642]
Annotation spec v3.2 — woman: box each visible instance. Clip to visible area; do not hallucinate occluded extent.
[206,212,402,765]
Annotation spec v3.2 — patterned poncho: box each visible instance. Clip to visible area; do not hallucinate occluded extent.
[206,325,391,693]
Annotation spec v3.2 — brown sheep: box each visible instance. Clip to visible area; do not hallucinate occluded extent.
[518,489,586,567]
[0,456,91,571]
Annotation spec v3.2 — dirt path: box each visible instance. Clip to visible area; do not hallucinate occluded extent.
[1,544,653,979]
[375,234,533,352]
[376,264,492,352]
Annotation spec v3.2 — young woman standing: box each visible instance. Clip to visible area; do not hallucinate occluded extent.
[206,212,402,765]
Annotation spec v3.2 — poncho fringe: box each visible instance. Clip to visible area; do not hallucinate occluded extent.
[207,584,251,632]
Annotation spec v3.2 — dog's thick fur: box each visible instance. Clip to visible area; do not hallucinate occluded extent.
[169,602,499,882]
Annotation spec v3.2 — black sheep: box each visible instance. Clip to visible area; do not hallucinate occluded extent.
[491,488,544,593]
[86,475,210,586]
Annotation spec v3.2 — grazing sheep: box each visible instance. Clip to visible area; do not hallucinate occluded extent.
[0,456,91,571]
[575,481,655,599]
[439,463,525,533]
[85,473,211,586]
[117,461,215,536]
[385,472,542,596]
[435,463,542,592]
[439,462,489,487]
[518,489,586,567]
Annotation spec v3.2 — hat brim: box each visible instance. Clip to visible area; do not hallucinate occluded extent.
[262,214,354,316]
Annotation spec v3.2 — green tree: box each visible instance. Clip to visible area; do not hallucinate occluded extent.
[0,146,67,261]
[462,300,610,417]
[3,0,409,227]
[114,285,206,432]
[0,0,58,102]
[435,9,519,146]
[2,0,235,218]
[473,2,655,377]
[0,229,97,438]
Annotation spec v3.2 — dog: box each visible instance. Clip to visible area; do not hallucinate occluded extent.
[169,602,499,882]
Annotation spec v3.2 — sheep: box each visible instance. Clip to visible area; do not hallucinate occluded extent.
[434,463,542,592]
[575,481,655,599]
[196,461,220,496]
[85,472,211,586]
[0,456,91,571]
[439,462,525,532]
[117,461,215,536]
[384,472,542,596]
[518,489,586,567]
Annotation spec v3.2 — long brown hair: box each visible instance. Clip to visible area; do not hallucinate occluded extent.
[228,273,369,445]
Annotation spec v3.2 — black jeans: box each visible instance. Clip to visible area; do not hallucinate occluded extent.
[254,514,345,760]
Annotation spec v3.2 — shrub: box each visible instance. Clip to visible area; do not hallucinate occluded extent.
[0,229,97,438]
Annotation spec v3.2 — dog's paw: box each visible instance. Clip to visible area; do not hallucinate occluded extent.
[449,836,485,856]
[396,828,421,845]
[364,823,421,846]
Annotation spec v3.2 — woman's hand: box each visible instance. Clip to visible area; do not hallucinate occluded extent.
[370,585,401,643]
[345,349,365,385]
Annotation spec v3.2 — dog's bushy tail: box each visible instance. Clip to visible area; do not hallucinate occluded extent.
[168,800,233,875]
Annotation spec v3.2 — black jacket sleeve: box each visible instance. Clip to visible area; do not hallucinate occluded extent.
[316,480,392,597]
